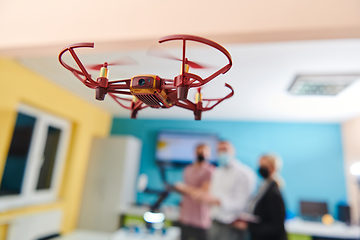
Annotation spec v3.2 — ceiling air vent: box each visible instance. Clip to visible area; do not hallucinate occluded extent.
[288,74,360,96]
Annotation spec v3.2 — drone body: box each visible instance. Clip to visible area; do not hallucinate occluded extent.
[59,35,234,120]
[130,75,171,108]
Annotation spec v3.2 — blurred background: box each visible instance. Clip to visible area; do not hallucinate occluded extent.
[1,0,360,239]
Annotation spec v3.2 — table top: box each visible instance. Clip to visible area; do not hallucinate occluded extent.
[285,218,360,238]
[121,206,360,238]
[51,230,112,240]
[52,220,360,240]
[51,227,181,240]
[111,227,180,240]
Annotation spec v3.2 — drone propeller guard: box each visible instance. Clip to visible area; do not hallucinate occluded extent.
[58,35,234,120]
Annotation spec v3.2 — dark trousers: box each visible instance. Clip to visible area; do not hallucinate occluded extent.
[209,220,247,240]
[180,224,209,240]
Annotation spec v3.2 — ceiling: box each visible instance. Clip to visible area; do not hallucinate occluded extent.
[2,0,360,54]
[19,38,360,122]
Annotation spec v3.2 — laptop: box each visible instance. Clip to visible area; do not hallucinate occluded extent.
[300,201,328,222]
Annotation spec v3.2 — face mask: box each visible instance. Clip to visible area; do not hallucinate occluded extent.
[217,152,230,167]
[197,154,205,163]
[258,167,270,179]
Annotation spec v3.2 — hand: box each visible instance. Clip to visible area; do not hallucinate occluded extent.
[193,192,220,206]
[232,221,248,230]
[173,183,186,192]
[190,190,206,202]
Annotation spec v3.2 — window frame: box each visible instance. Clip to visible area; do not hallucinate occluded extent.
[0,104,71,210]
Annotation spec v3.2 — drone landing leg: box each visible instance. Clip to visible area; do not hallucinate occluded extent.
[131,109,138,119]
[194,110,202,120]
[95,87,107,100]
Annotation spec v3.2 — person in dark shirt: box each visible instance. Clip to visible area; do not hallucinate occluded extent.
[233,154,287,240]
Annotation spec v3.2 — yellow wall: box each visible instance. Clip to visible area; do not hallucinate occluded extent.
[0,58,111,234]
[0,224,8,240]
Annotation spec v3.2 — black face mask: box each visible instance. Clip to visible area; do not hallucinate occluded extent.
[258,167,270,179]
[197,154,205,163]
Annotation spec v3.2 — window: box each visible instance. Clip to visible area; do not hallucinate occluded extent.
[0,105,70,210]
[36,126,62,190]
[0,113,36,196]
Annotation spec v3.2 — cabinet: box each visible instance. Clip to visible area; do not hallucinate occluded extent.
[6,210,62,240]
[78,136,142,232]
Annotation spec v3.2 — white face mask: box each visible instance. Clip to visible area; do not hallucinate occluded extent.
[217,152,230,167]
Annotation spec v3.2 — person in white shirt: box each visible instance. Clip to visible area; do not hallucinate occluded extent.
[197,140,256,240]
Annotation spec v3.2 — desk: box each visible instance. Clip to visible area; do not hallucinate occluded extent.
[285,218,360,239]
[51,227,181,240]
[111,227,180,240]
[121,207,360,239]
[51,230,112,240]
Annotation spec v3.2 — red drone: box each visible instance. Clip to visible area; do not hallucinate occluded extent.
[58,34,234,120]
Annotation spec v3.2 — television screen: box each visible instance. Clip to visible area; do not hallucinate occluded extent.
[156,131,218,164]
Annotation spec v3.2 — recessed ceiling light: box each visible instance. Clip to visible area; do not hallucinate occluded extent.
[288,74,360,96]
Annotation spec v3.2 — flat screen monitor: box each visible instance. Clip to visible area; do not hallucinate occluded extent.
[156,131,218,165]
[300,201,328,220]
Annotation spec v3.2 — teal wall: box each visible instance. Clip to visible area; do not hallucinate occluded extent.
[111,118,347,217]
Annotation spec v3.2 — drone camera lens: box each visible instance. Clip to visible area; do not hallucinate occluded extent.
[139,78,146,86]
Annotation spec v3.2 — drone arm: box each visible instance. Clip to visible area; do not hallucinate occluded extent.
[183,73,204,86]
[173,99,196,111]
[161,78,177,90]
[107,90,132,95]
[109,93,148,113]
[109,77,149,118]
[108,93,133,110]
[107,79,132,90]
[108,79,131,85]
[135,101,148,110]
[168,91,201,115]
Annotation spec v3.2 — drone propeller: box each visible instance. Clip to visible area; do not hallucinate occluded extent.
[147,46,211,69]
[86,56,138,71]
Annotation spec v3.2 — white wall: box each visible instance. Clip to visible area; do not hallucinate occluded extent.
[342,116,360,223]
